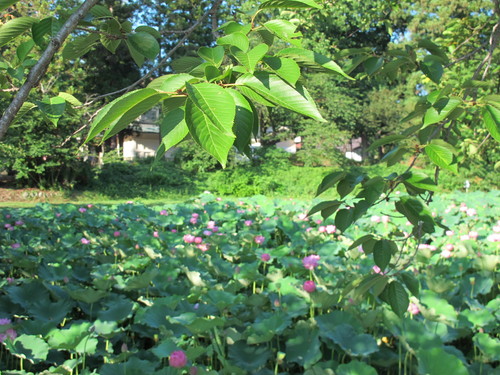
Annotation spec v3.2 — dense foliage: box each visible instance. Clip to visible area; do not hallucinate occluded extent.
[0,193,499,374]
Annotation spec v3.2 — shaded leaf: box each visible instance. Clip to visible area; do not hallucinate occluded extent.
[0,17,36,47]
[36,96,66,126]
[227,89,254,157]
[420,55,443,84]
[63,33,100,60]
[127,32,160,60]
[386,281,409,317]
[198,46,225,67]
[483,104,500,142]
[263,19,302,47]
[259,0,322,9]
[263,56,301,86]
[217,32,249,52]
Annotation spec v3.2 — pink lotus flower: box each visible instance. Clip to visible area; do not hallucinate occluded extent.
[318,226,326,233]
[487,233,500,242]
[203,230,212,236]
[113,231,121,237]
[315,219,322,224]
[216,197,222,201]
[261,253,271,262]
[194,237,203,244]
[441,249,452,258]
[372,265,384,274]
[15,220,24,226]
[153,231,159,238]
[466,208,477,217]
[460,234,470,241]
[183,234,195,244]
[297,213,308,221]
[381,215,390,223]
[81,238,90,245]
[169,350,187,368]
[11,243,20,249]
[446,230,455,236]
[197,243,210,252]
[190,217,198,224]
[303,280,316,293]
[302,255,320,270]
[79,208,87,213]
[407,302,420,315]
[326,225,336,234]
[160,210,168,215]
[171,229,177,233]
[244,220,253,226]
[0,319,17,343]
[192,213,199,219]
[126,201,134,204]
[207,221,216,229]
[371,215,381,223]
[444,244,454,251]
[4,223,11,229]
[237,209,245,214]
[254,235,265,245]
[468,231,478,240]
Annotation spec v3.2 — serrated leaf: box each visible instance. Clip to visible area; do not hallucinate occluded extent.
[198,46,225,67]
[316,171,346,196]
[259,0,322,9]
[363,56,383,75]
[423,96,462,126]
[418,39,449,64]
[156,107,189,161]
[127,32,160,60]
[32,17,62,48]
[0,17,36,47]
[227,89,254,157]
[63,33,100,60]
[100,18,122,53]
[231,43,269,73]
[0,0,19,12]
[395,196,435,234]
[16,39,34,62]
[237,85,276,107]
[36,96,66,126]
[171,56,204,73]
[400,272,419,297]
[89,4,112,18]
[147,73,195,92]
[185,97,235,168]
[276,47,352,79]
[217,32,249,52]
[373,240,397,271]
[58,92,82,106]
[263,56,301,86]
[125,39,144,67]
[218,21,252,35]
[386,281,409,317]
[135,25,160,39]
[367,134,406,151]
[483,104,500,142]
[420,55,443,84]
[307,200,341,219]
[263,19,302,47]
[86,88,169,142]
[236,72,325,121]
[401,171,438,192]
[425,140,457,172]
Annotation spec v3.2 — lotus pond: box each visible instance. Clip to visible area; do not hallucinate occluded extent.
[0,191,499,375]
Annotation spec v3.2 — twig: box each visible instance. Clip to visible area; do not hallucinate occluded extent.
[0,0,100,141]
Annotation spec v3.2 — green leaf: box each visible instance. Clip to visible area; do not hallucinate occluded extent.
[259,0,322,9]
[363,56,384,75]
[231,43,269,73]
[337,173,364,198]
[386,281,409,317]
[316,171,346,196]
[147,73,195,92]
[125,40,145,67]
[483,104,500,142]
[127,32,160,60]
[0,0,19,12]
[217,32,249,52]
[0,17,36,47]
[425,139,457,172]
[276,47,352,79]
[336,361,377,375]
[135,25,160,39]
[418,39,449,64]
[47,322,92,350]
[335,209,354,233]
[400,272,419,297]
[327,324,379,357]
[7,335,49,363]
[420,55,443,84]
[36,96,66,126]
[417,347,468,375]
[367,134,406,151]
[66,288,107,304]
[16,39,34,62]
[218,21,252,35]
[236,72,325,121]
[473,333,500,361]
[227,89,254,157]
[228,341,271,371]
[402,171,438,192]
[198,46,225,67]
[373,240,397,271]
[100,18,122,53]
[286,320,322,367]
[185,92,235,168]
[263,19,302,47]
[307,200,341,220]
[348,234,375,250]
[171,56,204,73]
[89,4,112,18]
[58,92,82,107]
[381,146,408,166]
[156,107,189,160]
[395,196,435,234]
[423,96,462,126]
[263,56,301,86]
[63,33,100,60]
[86,88,169,142]
[32,17,62,48]
[237,85,276,107]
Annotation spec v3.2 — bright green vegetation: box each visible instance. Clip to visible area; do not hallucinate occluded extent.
[0,192,499,374]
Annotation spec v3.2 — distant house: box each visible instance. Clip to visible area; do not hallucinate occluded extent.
[123,108,166,160]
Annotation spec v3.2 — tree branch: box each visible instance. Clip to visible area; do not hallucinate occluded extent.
[0,0,100,141]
